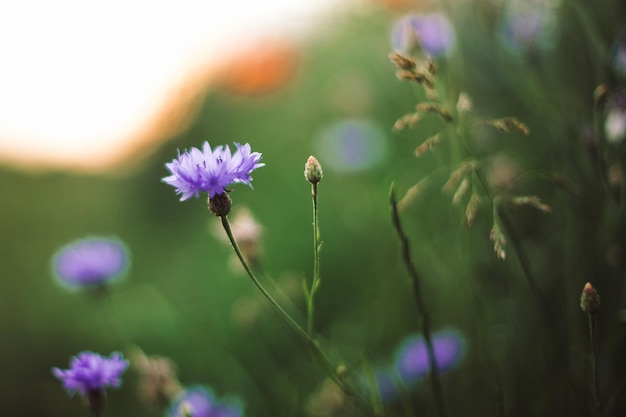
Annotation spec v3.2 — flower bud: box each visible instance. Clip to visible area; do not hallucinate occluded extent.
[593,84,608,108]
[580,282,600,315]
[208,193,232,217]
[304,156,323,184]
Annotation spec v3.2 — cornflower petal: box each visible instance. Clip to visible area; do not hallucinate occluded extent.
[53,351,129,396]
[163,141,263,200]
[52,237,129,288]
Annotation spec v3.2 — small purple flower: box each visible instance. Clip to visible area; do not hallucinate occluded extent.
[53,351,129,396]
[392,13,455,56]
[53,237,129,288]
[162,142,264,200]
[393,329,466,383]
[371,329,466,402]
[169,387,244,417]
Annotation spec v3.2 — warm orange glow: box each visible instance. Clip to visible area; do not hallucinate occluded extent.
[216,40,300,96]
[0,0,350,172]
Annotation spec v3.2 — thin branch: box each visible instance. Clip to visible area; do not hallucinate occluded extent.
[389,183,447,417]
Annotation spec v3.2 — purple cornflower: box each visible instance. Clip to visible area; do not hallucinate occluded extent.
[372,330,466,402]
[168,387,244,417]
[53,351,129,396]
[393,329,466,384]
[392,13,455,57]
[162,142,264,201]
[52,237,129,289]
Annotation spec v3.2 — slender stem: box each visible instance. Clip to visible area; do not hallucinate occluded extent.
[87,389,104,417]
[307,182,321,336]
[588,313,600,415]
[592,88,616,205]
[618,147,626,211]
[570,0,609,73]
[220,215,381,416]
[495,380,505,417]
[222,216,310,342]
[389,184,447,417]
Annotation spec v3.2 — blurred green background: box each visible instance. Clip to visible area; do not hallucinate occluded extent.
[2,1,626,416]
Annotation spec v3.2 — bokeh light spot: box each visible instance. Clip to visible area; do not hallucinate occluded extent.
[314,119,389,172]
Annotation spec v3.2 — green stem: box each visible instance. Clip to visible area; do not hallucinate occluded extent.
[592,94,614,203]
[220,215,381,416]
[307,182,321,336]
[588,313,600,415]
[389,184,447,417]
[222,216,310,342]
[618,146,626,211]
[570,0,609,73]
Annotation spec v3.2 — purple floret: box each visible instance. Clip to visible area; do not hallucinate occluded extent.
[393,330,466,383]
[168,387,243,417]
[391,13,455,57]
[53,351,129,396]
[410,14,455,57]
[53,237,129,288]
[162,142,264,200]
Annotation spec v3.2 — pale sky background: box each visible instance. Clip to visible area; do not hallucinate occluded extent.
[0,0,359,171]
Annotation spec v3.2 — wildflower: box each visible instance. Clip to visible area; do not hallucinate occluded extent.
[371,330,466,402]
[411,14,455,57]
[391,14,455,57]
[581,282,601,315]
[168,387,243,417]
[162,142,264,201]
[53,351,129,414]
[393,330,466,384]
[52,237,129,289]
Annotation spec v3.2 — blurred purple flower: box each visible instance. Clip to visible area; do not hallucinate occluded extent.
[53,351,129,396]
[315,119,388,172]
[169,387,244,417]
[372,329,466,402]
[53,237,129,288]
[393,329,465,383]
[163,142,264,200]
[500,8,557,53]
[392,13,454,56]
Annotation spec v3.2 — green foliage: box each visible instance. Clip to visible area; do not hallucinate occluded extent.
[2,1,626,416]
